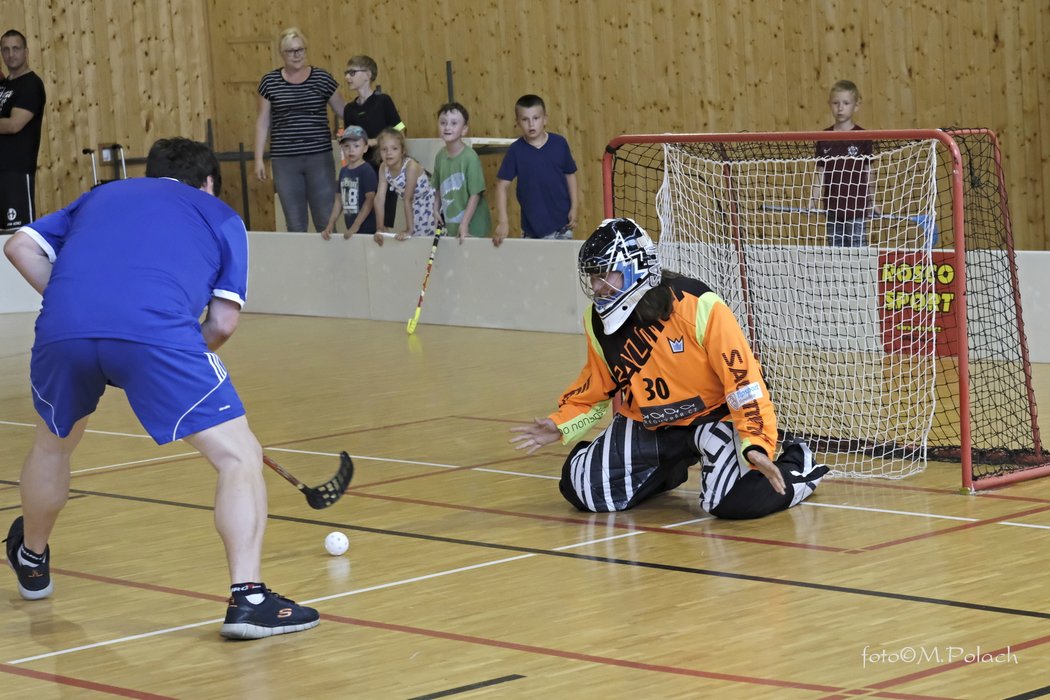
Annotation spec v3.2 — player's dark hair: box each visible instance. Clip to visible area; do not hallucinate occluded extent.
[515,94,546,113]
[437,101,469,123]
[632,270,681,326]
[1,30,27,47]
[145,137,222,195]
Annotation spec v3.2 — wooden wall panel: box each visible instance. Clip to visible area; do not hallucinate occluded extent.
[9,0,214,215]
[11,1,1050,250]
[200,0,1045,248]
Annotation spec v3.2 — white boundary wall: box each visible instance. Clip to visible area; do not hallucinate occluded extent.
[0,233,589,335]
[243,234,588,333]
[2,233,1050,361]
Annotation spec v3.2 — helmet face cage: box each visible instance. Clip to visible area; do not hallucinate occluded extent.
[578,218,661,332]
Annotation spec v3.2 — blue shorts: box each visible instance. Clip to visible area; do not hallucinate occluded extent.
[30,339,246,444]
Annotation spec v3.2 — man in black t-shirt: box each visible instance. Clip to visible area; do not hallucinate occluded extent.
[0,29,47,231]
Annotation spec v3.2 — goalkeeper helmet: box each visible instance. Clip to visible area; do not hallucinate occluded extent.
[578,218,662,333]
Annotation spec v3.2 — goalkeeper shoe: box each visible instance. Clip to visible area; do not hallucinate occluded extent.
[779,438,829,507]
[4,516,53,600]
[220,583,320,640]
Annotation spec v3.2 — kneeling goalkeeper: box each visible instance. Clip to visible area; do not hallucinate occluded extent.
[510,218,828,518]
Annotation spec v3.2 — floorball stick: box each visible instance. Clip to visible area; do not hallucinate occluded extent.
[761,205,939,248]
[877,212,939,247]
[406,227,445,334]
[263,452,354,510]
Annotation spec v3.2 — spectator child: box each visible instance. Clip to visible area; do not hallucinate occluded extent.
[343,55,404,228]
[431,102,492,244]
[372,128,438,244]
[810,79,877,246]
[321,126,377,240]
[494,94,578,245]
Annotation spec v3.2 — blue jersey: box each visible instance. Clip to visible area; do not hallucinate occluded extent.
[23,177,248,352]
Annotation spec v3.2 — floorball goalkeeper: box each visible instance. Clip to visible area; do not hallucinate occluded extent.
[510,217,828,518]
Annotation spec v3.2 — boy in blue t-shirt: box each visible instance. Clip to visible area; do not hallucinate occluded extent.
[494,94,578,245]
[322,125,378,239]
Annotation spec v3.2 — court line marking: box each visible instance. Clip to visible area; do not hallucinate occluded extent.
[338,489,848,552]
[268,447,464,470]
[473,467,560,480]
[343,465,1050,536]
[7,620,225,665]
[5,531,646,665]
[7,415,1050,506]
[302,532,645,607]
[5,441,1049,543]
[70,453,198,475]
[7,486,1050,696]
[662,517,715,528]
[266,445,1050,527]
[801,501,978,522]
[807,502,1050,530]
[31,438,1050,536]
[407,674,526,700]
[859,503,1050,552]
[305,554,536,605]
[0,420,151,439]
[5,420,1050,521]
[998,521,1050,530]
[0,662,175,700]
[5,425,1049,552]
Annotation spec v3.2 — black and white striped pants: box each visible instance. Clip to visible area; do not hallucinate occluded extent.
[559,413,822,518]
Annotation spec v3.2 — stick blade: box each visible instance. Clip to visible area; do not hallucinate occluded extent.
[406,311,419,335]
[303,451,355,509]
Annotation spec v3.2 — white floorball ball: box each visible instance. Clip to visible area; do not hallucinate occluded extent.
[324,531,349,556]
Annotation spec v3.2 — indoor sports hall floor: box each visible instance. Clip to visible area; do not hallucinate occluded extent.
[2,312,1049,699]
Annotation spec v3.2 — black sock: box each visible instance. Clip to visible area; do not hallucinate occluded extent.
[230,582,266,601]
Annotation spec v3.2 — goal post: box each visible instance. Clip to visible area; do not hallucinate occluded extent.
[602,129,1049,491]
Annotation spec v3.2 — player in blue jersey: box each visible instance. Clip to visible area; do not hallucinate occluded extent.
[2,137,319,640]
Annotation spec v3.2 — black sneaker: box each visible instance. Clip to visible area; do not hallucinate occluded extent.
[220,584,320,640]
[4,516,53,600]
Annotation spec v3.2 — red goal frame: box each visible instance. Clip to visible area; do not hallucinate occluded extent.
[602,129,1048,491]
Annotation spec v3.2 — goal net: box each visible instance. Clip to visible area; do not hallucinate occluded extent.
[603,129,1047,490]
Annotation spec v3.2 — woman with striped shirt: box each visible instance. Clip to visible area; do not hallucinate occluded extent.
[254,28,345,232]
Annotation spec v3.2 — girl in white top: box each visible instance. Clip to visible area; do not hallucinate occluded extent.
[373,128,438,243]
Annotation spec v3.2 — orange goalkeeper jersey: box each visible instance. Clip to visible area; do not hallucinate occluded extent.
[548,276,778,459]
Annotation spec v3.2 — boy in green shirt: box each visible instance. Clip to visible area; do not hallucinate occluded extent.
[431,102,492,243]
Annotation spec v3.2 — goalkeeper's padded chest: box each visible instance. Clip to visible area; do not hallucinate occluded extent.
[595,290,747,428]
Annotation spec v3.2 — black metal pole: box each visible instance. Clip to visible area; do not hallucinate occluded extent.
[110,144,122,182]
[445,60,454,103]
[238,143,251,230]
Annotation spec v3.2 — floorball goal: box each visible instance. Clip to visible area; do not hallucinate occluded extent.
[602,128,1047,491]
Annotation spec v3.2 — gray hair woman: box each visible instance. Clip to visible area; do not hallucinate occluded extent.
[253,28,345,232]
